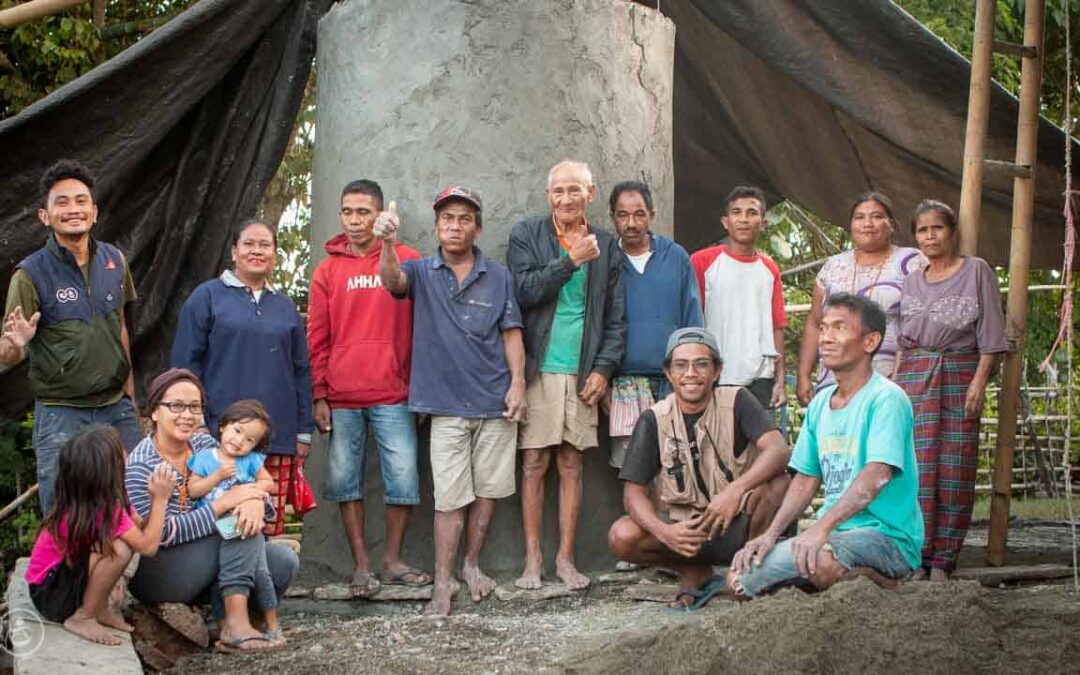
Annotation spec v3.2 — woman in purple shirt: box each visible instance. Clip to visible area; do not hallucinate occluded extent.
[894,200,1007,581]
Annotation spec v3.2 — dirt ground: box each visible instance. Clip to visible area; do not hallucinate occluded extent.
[173,521,1080,675]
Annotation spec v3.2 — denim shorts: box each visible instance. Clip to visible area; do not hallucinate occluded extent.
[324,405,419,504]
[735,527,913,598]
[33,397,142,515]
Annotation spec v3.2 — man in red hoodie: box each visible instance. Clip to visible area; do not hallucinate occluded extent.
[308,179,430,597]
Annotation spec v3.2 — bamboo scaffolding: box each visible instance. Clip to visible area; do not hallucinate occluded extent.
[988,0,1047,566]
[958,0,996,256]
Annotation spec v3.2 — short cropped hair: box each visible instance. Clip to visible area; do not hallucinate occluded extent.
[547,160,594,189]
[40,159,95,207]
[608,181,654,214]
[341,179,384,211]
[724,185,767,213]
[822,292,887,356]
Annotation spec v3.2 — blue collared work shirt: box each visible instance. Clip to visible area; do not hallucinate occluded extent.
[399,248,523,418]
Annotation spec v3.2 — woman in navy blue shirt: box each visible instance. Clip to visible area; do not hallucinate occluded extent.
[172,219,314,536]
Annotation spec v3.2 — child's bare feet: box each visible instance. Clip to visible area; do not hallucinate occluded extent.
[96,608,133,633]
[64,610,122,646]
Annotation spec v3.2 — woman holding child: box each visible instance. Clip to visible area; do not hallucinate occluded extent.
[124,368,298,652]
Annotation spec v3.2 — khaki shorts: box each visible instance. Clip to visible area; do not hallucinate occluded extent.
[430,416,518,512]
[518,373,598,450]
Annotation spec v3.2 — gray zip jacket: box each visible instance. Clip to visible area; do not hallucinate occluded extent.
[507,213,626,390]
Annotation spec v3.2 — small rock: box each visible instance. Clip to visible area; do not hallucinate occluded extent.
[284,585,313,599]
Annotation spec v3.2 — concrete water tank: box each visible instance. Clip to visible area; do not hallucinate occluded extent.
[302,0,675,579]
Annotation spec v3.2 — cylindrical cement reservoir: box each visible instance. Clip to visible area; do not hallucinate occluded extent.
[303,0,675,580]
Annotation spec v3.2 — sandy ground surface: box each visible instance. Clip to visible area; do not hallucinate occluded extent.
[173,521,1080,675]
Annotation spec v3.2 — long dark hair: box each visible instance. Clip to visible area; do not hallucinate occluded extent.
[41,425,130,564]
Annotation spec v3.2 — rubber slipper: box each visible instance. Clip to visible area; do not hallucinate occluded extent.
[349,571,382,598]
[214,634,282,653]
[382,568,433,587]
[666,575,725,613]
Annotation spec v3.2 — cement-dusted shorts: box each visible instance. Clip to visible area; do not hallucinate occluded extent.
[518,373,598,450]
[430,416,518,512]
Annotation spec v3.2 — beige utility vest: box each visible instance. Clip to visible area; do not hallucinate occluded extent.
[654,386,760,521]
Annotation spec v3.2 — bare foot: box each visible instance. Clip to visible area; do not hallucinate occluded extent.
[852,566,899,589]
[382,561,433,587]
[555,557,590,591]
[64,612,122,646]
[911,568,929,581]
[423,579,460,617]
[929,567,949,582]
[96,608,134,633]
[514,557,543,590]
[461,563,496,602]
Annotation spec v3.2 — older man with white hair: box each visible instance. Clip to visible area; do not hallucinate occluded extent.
[508,160,626,590]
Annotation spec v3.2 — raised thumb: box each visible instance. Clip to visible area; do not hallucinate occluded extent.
[388,200,398,216]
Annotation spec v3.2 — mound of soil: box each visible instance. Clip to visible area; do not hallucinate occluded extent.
[174,577,1079,674]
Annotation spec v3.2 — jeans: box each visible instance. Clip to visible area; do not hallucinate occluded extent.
[735,527,913,598]
[129,534,299,618]
[324,405,419,504]
[219,535,278,610]
[33,397,142,514]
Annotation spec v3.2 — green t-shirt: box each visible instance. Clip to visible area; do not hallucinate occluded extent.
[790,372,924,569]
[541,249,586,374]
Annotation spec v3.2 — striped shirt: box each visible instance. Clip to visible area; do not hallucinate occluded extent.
[125,433,246,547]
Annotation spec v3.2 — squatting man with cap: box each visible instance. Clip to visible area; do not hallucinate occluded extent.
[607,327,790,608]
[379,185,526,616]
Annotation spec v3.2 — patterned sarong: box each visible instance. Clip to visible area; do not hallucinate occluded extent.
[262,455,296,537]
[608,376,656,437]
[895,346,980,571]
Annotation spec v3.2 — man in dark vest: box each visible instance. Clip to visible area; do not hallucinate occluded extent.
[607,327,790,608]
[1,160,139,514]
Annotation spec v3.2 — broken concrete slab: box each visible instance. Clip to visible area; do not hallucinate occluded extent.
[312,583,433,602]
[624,583,680,603]
[493,584,581,603]
[5,558,143,675]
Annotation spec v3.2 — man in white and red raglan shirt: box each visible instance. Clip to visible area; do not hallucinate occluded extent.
[307,179,432,598]
[691,186,788,411]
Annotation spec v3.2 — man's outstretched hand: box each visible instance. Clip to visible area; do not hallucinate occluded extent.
[3,307,40,349]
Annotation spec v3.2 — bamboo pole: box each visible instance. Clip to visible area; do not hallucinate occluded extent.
[0,0,86,29]
[988,0,1046,566]
[958,0,996,256]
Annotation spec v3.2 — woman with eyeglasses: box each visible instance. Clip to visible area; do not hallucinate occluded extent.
[124,368,298,652]
[171,219,314,537]
[796,192,925,405]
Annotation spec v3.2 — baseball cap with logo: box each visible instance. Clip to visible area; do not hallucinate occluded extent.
[664,327,722,362]
[433,185,483,212]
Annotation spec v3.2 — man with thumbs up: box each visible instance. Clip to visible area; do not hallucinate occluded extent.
[307,180,427,598]
[508,160,626,591]
[380,186,526,616]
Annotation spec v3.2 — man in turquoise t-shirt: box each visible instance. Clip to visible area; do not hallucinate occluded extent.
[727,293,923,597]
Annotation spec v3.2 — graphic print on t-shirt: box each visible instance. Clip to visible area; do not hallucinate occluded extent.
[819,434,857,501]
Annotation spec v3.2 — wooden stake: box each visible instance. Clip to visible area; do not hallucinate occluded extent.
[988,0,1046,567]
[958,0,995,256]
[0,0,86,30]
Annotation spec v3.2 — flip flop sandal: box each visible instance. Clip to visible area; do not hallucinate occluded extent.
[666,575,726,613]
[214,635,283,653]
[349,572,383,599]
[382,568,433,587]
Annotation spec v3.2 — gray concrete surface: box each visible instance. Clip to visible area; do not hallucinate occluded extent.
[5,558,142,675]
[302,0,675,580]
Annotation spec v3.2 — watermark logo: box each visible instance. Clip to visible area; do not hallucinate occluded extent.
[2,605,45,658]
[55,287,79,303]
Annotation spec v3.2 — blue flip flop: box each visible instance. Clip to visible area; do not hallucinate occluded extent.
[667,574,726,613]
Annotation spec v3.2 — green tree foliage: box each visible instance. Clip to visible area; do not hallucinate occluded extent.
[0,1,196,117]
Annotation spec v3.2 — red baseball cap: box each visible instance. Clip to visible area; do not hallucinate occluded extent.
[433,185,482,212]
